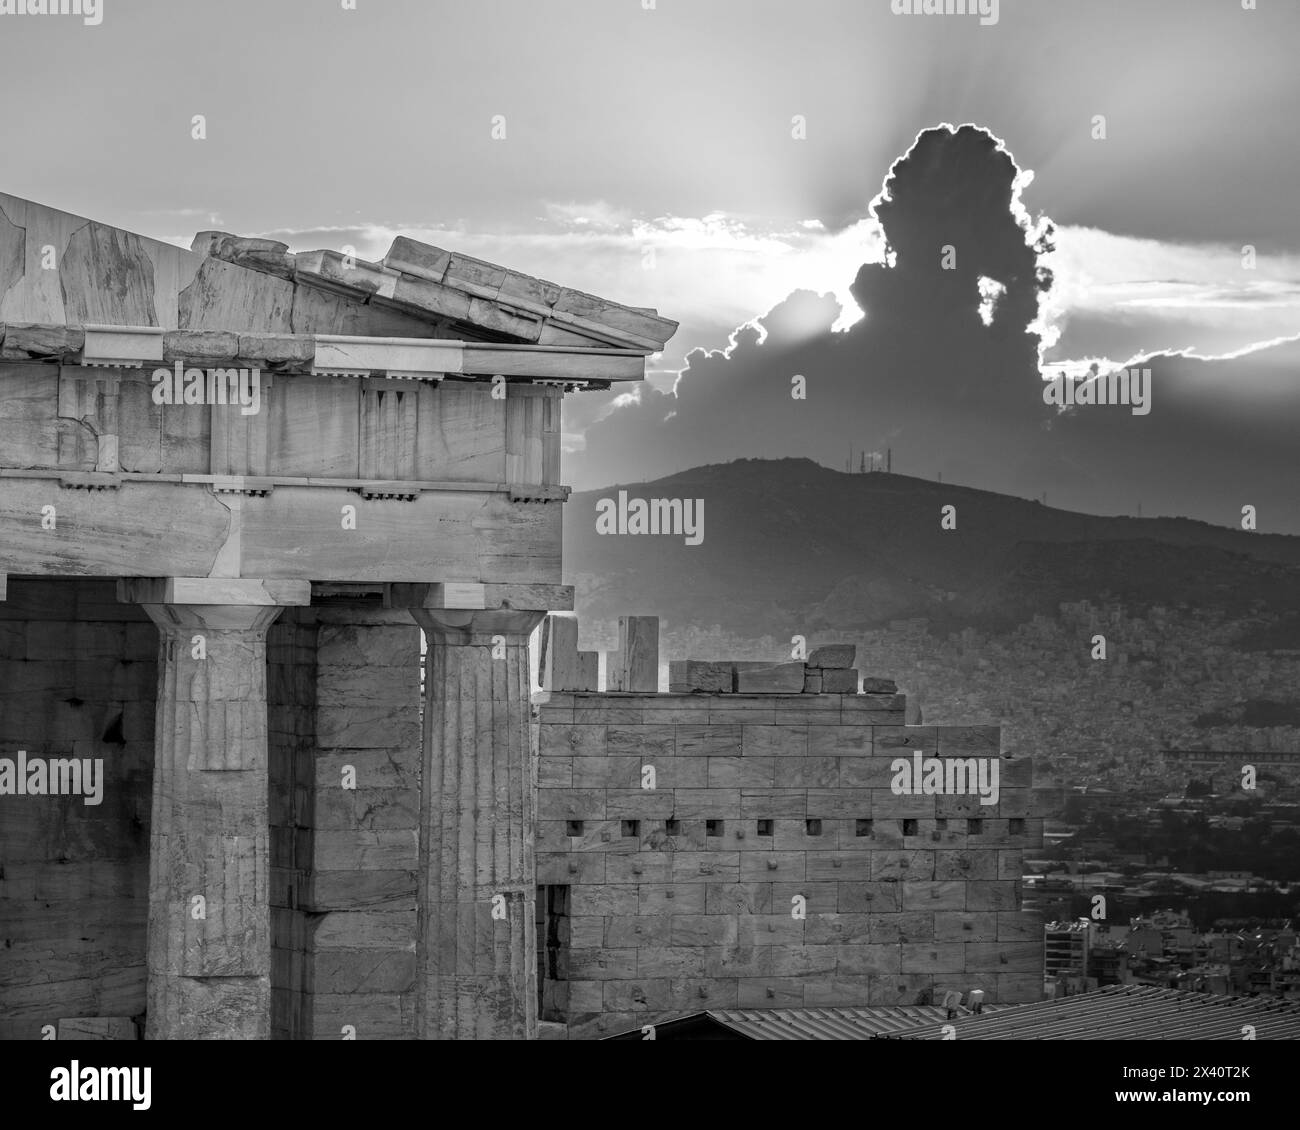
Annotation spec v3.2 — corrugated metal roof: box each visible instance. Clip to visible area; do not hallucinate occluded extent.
[701,1005,1003,1040]
[881,985,1300,1040]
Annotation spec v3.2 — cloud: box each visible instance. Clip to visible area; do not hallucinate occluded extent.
[577,124,1055,490]
[1040,227,1300,367]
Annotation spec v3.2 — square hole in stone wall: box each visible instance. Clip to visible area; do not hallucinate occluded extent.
[705,819,724,837]
[1009,818,1025,834]
[621,819,640,838]
[902,818,918,836]
[757,819,773,837]
[805,818,822,836]
[855,819,872,837]
[565,820,583,837]
[967,818,984,835]
[665,819,680,835]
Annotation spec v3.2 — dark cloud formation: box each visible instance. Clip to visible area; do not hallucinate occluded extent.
[580,124,1300,533]
[1040,338,1300,531]
[581,125,1059,497]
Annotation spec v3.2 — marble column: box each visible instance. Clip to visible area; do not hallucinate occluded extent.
[119,578,310,1040]
[410,607,545,1040]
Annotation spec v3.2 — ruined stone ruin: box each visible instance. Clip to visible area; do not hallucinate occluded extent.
[536,617,1041,1038]
[0,193,1040,1040]
[0,192,676,1039]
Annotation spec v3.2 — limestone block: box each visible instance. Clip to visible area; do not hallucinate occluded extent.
[739,789,806,818]
[670,852,740,884]
[742,725,808,757]
[637,885,706,915]
[964,942,1042,973]
[669,915,739,947]
[900,880,966,911]
[707,756,775,788]
[932,911,998,943]
[541,614,580,691]
[668,660,732,693]
[821,668,859,693]
[900,942,966,974]
[735,661,804,693]
[770,882,837,914]
[539,723,606,757]
[607,724,674,758]
[617,616,659,692]
[704,883,774,915]
[574,652,599,691]
[677,724,741,757]
[996,912,1042,941]
[934,850,997,881]
[774,756,839,788]
[802,913,873,945]
[669,788,738,818]
[965,881,1019,912]
[739,852,804,882]
[805,851,872,883]
[807,644,856,669]
[737,979,803,1008]
[55,1017,137,1040]
[836,883,900,913]
[738,915,804,947]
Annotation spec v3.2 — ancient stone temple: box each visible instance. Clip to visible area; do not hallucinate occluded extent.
[0,192,677,1040]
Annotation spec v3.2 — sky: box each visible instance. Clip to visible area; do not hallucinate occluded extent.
[1,0,1298,525]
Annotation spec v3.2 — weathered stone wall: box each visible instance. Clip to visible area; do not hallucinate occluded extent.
[0,578,155,1039]
[535,690,1042,1038]
[303,612,422,1039]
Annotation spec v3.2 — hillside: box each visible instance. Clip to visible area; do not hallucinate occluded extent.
[563,458,1300,639]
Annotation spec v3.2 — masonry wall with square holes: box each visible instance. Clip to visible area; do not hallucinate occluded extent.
[534,689,1042,1039]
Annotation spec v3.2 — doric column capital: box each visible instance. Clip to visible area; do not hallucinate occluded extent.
[118,577,310,637]
[141,603,284,635]
[411,607,544,644]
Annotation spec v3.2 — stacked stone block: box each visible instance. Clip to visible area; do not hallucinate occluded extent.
[670,646,879,696]
[535,687,1041,1039]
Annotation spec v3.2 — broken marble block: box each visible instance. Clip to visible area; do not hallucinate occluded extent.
[575,651,600,692]
[735,661,806,693]
[807,643,856,669]
[541,614,581,691]
[861,676,898,694]
[669,660,733,693]
[618,616,659,692]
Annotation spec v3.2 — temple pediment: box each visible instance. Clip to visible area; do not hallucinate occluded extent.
[0,192,677,379]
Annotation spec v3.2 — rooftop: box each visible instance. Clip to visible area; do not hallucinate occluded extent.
[605,1004,1006,1041]
[879,985,1300,1040]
